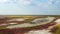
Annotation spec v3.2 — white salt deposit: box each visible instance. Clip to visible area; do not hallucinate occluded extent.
[25,29,51,34]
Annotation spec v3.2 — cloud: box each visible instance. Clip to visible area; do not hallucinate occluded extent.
[47,0,59,4]
[0,0,60,15]
[0,0,16,3]
[0,0,60,10]
[16,0,60,9]
[17,0,32,5]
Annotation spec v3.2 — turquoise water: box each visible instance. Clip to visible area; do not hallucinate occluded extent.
[0,0,60,15]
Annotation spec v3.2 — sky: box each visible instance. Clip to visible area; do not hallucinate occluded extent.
[0,0,60,15]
